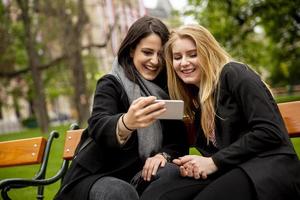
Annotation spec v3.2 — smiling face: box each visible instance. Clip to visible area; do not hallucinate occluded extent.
[172,37,201,87]
[131,33,163,81]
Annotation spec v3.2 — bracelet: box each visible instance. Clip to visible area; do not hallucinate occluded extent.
[159,152,171,162]
[121,114,135,132]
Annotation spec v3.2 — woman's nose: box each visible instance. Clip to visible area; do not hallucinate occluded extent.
[151,54,159,65]
[181,57,190,66]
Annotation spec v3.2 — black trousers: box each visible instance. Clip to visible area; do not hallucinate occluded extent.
[140,167,257,200]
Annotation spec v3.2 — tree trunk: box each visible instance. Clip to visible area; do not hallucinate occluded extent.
[69,50,90,126]
[12,95,21,119]
[17,0,49,133]
[61,0,90,126]
[0,102,3,119]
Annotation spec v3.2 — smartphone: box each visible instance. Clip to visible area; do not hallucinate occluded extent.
[154,100,184,120]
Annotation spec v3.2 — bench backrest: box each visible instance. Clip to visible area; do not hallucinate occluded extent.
[63,129,84,160]
[0,137,47,167]
[278,101,300,138]
[0,131,59,200]
[0,128,84,167]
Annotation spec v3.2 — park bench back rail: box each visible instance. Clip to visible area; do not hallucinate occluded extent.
[0,137,46,168]
[63,129,84,160]
[278,101,300,137]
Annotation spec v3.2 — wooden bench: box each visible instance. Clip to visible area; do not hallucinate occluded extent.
[0,101,299,199]
[0,123,84,200]
[0,131,59,200]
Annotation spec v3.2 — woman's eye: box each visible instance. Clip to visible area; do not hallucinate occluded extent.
[189,53,197,58]
[173,55,181,60]
[142,51,153,56]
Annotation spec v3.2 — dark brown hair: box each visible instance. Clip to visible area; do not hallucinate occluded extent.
[117,16,169,81]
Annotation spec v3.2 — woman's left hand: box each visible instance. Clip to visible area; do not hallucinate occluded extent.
[173,155,218,179]
[142,154,167,181]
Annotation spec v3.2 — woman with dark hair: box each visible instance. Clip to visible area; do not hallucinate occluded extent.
[54,16,188,200]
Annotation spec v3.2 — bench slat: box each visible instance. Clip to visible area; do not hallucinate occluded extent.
[63,129,84,160]
[0,137,47,167]
[278,101,300,138]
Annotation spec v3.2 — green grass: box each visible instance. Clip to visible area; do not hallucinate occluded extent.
[1,118,300,199]
[275,94,300,103]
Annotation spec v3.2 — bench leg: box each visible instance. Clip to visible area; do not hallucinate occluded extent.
[37,185,44,200]
[1,187,12,200]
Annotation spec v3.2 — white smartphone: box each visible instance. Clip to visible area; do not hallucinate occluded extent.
[154,100,184,120]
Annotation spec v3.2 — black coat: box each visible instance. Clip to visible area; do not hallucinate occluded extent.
[194,62,300,200]
[54,75,189,200]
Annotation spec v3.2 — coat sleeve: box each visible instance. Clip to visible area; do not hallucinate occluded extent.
[87,75,129,150]
[159,119,189,159]
[212,63,294,169]
[88,75,189,158]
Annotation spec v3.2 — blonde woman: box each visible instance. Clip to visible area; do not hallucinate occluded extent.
[140,24,300,200]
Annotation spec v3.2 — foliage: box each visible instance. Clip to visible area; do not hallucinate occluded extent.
[0,1,29,114]
[21,116,38,128]
[0,1,28,76]
[254,0,300,86]
[186,0,300,86]
[167,10,183,28]
[0,0,109,128]
[83,54,104,95]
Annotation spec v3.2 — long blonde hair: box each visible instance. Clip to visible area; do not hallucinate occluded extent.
[164,24,230,140]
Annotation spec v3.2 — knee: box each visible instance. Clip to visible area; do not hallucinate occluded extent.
[110,181,138,199]
[155,163,180,179]
[89,177,139,200]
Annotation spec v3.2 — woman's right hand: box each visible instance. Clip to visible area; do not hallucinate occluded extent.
[123,96,166,130]
[173,155,218,179]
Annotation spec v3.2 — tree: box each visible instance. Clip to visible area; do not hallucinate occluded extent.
[40,0,114,126]
[16,0,49,133]
[186,0,300,86]
[253,0,300,86]
[41,0,90,126]
[1,0,113,130]
[59,0,90,126]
